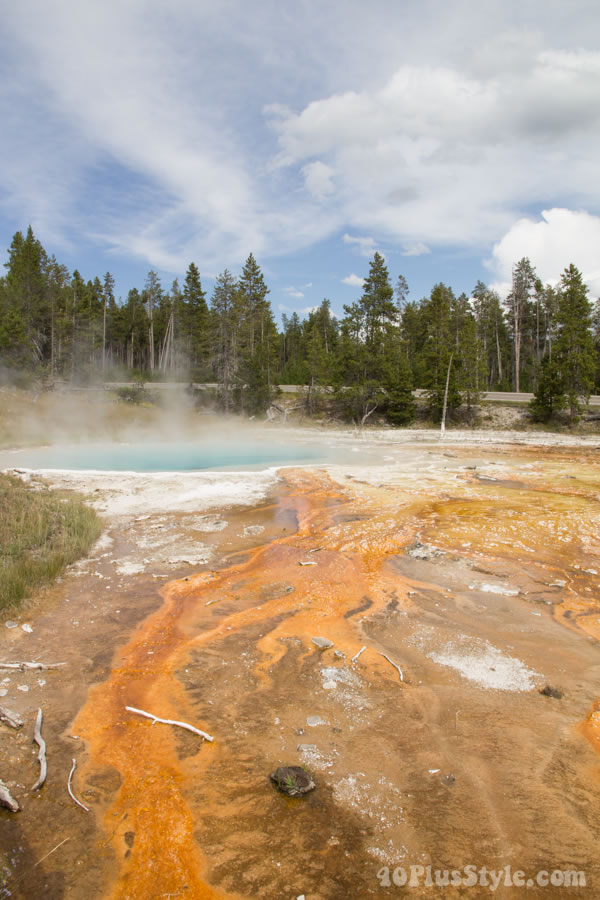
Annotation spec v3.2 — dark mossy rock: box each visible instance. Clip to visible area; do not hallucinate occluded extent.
[539,684,564,699]
[270,765,316,797]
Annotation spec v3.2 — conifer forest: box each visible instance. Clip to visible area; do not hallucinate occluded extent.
[1,226,599,424]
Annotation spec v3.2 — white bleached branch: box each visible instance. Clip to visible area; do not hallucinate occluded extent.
[0,705,24,728]
[0,661,65,671]
[67,758,89,811]
[0,779,20,812]
[379,652,404,681]
[125,706,214,742]
[31,708,47,791]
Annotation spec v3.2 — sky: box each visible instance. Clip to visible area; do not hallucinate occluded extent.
[1,0,600,320]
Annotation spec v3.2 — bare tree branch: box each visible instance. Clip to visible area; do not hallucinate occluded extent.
[31,708,47,791]
[125,706,214,742]
[67,759,89,811]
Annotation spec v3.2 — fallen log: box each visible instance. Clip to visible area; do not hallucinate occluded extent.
[0,662,65,671]
[125,706,214,742]
[379,652,404,681]
[0,778,20,812]
[0,705,24,729]
[31,708,47,791]
[67,759,89,811]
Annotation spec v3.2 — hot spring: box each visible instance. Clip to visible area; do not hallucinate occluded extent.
[0,434,367,472]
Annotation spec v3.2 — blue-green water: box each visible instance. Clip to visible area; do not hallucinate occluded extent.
[0,439,336,472]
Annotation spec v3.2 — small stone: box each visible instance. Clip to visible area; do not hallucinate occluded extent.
[312,637,334,650]
[0,689,7,697]
[322,680,337,690]
[4,621,18,630]
[21,624,33,633]
[270,765,316,797]
[441,773,456,786]
[306,715,326,727]
[334,650,345,658]
[539,684,564,699]
[297,744,317,752]
[17,685,29,693]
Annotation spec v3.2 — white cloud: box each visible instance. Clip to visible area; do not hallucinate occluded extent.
[270,49,600,250]
[302,161,335,200]
[278,302,318,315]
[488,208,600,298]
[343,233,378,257]
[284,286,305,298]
[1,0,600,277]
[342,273,365,287]
[401,241,431,257]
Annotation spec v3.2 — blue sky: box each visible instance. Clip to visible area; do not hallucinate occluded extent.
[2,0,600,320]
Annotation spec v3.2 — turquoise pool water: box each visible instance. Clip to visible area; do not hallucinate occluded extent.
[0,439,335,472]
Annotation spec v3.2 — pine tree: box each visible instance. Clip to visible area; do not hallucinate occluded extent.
[420,283,461,420]
[553,264,595,422]
[359,252,397,355]
[102,272,115,379]
[529,357,565,422]
[506,258,537,392]
[280,312,308,384]
[143,271,163,374]
[385,351,416,425]
[237,254,276,413]
[182,263,209,378]
[210,270,239,412]
[592,298,600,392]
[472,281,509,388]
[4,227,48,365]
[456,310,486,412]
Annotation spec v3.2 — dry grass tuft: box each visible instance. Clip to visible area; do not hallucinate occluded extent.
[0,473,102,612]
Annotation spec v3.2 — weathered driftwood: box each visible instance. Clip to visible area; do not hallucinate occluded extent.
[351,646,367,663]
[67,758,89,811]
[0,661,65,671]
[31,708,47,791]
[125,706,214,742]
[379,652,404,681]
[0,705,24,729]
[0,778,20,812]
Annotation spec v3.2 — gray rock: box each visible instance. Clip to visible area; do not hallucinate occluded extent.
[306,715,326,727]
[312,637,334,650]
[297,743,318,752]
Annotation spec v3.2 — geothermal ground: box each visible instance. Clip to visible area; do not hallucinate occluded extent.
[1,429,600,899]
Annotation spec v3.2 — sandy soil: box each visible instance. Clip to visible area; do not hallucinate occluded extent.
[1,429,599,899]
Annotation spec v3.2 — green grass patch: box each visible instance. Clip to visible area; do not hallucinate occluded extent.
[0,474,102,613]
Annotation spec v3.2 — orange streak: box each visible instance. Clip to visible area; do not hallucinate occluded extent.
[74,470,421,898]
[73,458,600,898]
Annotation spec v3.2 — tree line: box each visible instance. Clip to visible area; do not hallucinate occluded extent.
[1,226,599,423]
